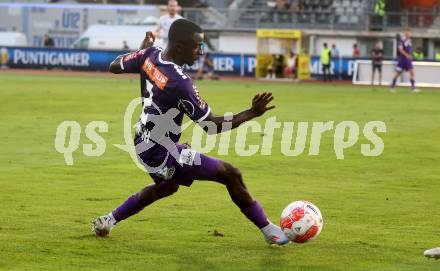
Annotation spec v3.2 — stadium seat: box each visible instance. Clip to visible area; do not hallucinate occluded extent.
[338,14,349,23]
[335,6,344,15]
[321,0,331,6]
[349,15,359,23]
[352,1,360,8]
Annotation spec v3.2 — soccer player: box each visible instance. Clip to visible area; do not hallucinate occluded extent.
[155,0,182,48]
[424,247,440,259]
[92,19,289,246]
[370,41,384,85]
[390,28,420,93]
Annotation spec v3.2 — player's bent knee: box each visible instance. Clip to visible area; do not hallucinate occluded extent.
[219,162,243,186]
[229,167,242,182]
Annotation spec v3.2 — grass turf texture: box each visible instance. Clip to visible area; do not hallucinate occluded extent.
[0,73,439,271]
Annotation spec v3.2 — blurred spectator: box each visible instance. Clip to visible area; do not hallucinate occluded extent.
[266,54,284,79]
[370,41,384,85]
[320,43,331,81]
[352,43,360,58]
[413,47,424,60]
[374,0,385,16]
[297,0,305,14]
[266,0,291,23]
[292,0,308,22]
[122,40,129,51]
[284,51,297,79]
[276,0,290,9]
[331,44,339,58]
[267,0,290,9]
[1,47,8,68]
[371,0,385,30]
[197,52,218,80]
[155,0,182,47]
[331,44,340,80]
[267,0,276,8]
[266,55,275,79]
[43,34,54,47]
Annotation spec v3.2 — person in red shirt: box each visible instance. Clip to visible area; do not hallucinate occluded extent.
[353,43,360,58]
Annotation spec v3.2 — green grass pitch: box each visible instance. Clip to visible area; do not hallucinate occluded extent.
[0,72,439,271]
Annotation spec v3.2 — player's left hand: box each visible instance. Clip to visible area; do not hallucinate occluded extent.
[140,31,155,49]
[250,92,275,117]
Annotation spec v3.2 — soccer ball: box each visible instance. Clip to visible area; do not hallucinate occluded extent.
[280,200,323,243]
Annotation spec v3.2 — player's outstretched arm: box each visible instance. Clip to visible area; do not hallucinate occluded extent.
[109,56,125,74]
[109,32,155,74]
[201,92,275,134]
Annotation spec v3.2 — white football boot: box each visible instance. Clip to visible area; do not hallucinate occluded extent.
[260,222,290,246]
[92,213,116,237]
[424,247,440,259]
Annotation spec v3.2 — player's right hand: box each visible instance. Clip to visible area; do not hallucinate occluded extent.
[250,92,275,117]
[140,31,155,49]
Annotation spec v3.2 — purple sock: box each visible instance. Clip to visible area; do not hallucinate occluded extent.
[241,201,269,229]
[410,79,415,90]
[391,78,397,88]
[112,194,145,222]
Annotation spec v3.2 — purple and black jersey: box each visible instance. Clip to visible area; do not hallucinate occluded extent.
[120,47,211,144]
[119,47,219,186]
[397,38,413,71]
[398,38,412,61]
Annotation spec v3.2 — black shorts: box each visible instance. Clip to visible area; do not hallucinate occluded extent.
[372,64,382,72]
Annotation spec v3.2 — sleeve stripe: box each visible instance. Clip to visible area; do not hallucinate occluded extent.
[196,107,211,123]
[120,57,125,70]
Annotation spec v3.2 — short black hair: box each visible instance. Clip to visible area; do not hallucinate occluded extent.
[168,19,202,43]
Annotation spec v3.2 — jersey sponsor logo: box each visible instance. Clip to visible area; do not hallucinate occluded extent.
[123,49,146,62]
[154,166,175,180]
[123,53,136,62]
[178,148,197,166]
[143,58,169,90]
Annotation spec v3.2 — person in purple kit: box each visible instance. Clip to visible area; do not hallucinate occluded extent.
[390,28,420,93]
[92,19,289,246]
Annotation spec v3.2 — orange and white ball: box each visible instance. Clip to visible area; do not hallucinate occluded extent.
[280,200,323,243]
